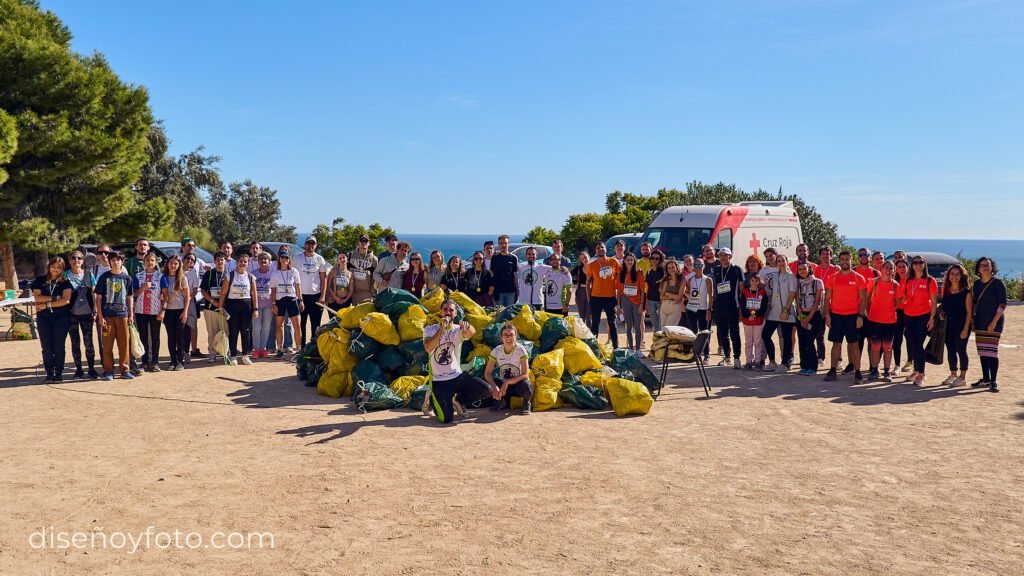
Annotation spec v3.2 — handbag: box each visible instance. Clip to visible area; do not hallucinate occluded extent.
[924,314,947,365]
[128,322,146,359]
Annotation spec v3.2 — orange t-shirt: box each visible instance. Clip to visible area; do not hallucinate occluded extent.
[867,279,904,324]
[825,271,867,315]
[615,270,647,306]
[903,277,938,317]
[855,264,879,280]
[587,257,621,298]
[789,260,818,275]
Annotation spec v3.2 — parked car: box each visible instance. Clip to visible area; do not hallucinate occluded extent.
[82,241,214,271]
[605,233,643,256]
[888,251,959,291]
[257,242,304,261]
[509,243,554,263]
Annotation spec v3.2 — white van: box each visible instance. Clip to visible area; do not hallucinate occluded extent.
[637,201,803,264]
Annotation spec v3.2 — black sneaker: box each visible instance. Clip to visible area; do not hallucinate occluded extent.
[53,375,63,382]
[881,370,893,383]
[971,378,989,388]
[824,369,838,382]
[522,400,532,414]
[842,363,855,375]
[88,369,100,379]
[854,370,864,384]
[868,368,880,381]
[42,376,54,384]
[989,382,999,393]
[190,349,204,358]
[73,368,85,380]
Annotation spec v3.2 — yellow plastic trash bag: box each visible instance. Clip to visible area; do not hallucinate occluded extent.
[465,313,493,331]
[468,343,492,362]
[318,368,351,399]
[397,305,428,342]
[555,337,602,374]
[449,291,485,317]
[597,339,614,362]
[317,327,350,366]
[420,288,445,314]
[359,312,401,346]
[606,377,653,417]
[568,315,595,340]
[533,310,557,327]
[341,301,376,330]
[580,370,609,392]
[389,375,428,401]
[512,306,542,341]
[531,349,565,380]
[532,376,564,411]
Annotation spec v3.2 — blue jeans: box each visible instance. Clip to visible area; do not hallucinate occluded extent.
[266,314,294,350]
[648,301,662,332]
[252,305,274,351]
[496,292,517,307]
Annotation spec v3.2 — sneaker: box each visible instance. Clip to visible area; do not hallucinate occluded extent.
[207,354,216,363]
[950,376,965,387]
[284,347,296,354]
[881,370,893,383]
[173,363,185,372]
[240,355,252,365]
[818,359,825,368]
[970,378,989,388]
[764,362,778,372]
[824,369,838,382]
[102,372,114,381]
[183,355,191,365]
[150,363,162,373]
[73,368,85,380]
[53,375,63,382]
[733,358,741,370]
[42,376,54,384]
[275,350,285,359]
[88,369,100,379]
[854,370,864,384]
[913,374,925,386]
[702,354,711,364]
[868,368,880,381]
[908,371,919,382]
[191,349,204,358]
[842,363,855,375]
[522,400,532,415]
[989,382,999,393]
[228,357,239,366]
[780,362,791,371]
[744,362,754,371]
[718,357,732,367]
[121,371,135,380]
[901,361,913,373]
[941,374,957,386]
[490,399,508,412]
[130,367,143,376]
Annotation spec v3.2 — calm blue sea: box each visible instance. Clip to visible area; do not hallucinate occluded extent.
[299,233,1024,277]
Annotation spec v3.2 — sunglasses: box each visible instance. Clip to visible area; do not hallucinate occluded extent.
[410,258,421,261]
[473,257,482,261]
[912,260,925,264]
[69,256,84,260]
[858,253,869,258]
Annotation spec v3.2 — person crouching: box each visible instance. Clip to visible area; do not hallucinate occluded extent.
[484,323,534,415]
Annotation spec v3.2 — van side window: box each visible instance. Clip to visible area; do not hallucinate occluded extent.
[715,229,732,252]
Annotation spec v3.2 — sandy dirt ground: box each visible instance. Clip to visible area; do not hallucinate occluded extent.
[1,306,1022,576]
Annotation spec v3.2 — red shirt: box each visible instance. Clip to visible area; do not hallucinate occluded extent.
[826,270,867,316]
[867,279,903,324]
[817,264,841,286]
[903,277,938,317]
[789,260,818,275]
[855,264,879,280]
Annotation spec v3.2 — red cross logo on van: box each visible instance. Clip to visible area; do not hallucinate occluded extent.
[748,233,760,252]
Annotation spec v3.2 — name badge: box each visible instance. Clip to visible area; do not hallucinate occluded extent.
[686,298,700,312]
[746,296,762,310]
[257,285,271,297]
[716,281,732,295]
[623,285,638,297]
[210,287,221,298]
[600,266,613,278]
[354,270,368,281]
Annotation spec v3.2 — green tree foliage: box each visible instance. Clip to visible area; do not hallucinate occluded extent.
[0,0,153,255]
[310,217,395,261]
[560,181,847,255]
[522,226,557,246]
[0,108,15,186]
[206,179,297,245]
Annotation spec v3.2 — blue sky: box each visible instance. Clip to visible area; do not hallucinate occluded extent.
[45,0,1023,239]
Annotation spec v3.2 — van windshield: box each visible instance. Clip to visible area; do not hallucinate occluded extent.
[640,227,714,260]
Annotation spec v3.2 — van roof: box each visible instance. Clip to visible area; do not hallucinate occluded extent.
[649,201,796,229]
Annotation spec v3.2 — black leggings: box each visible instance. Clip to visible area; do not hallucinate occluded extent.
[904,314,930,373]
[37,311,71,378]
[980,357,1000,383]
[163,308,190,365]
[797,316,820,370]
[69,313,96,370]
[714,305,742,359]
[762,319,794,365]
[944,327,969,372]
[893,310,907,365]
[300,293,323,346]
[430,372,492,424]
[225,299,253,357]
[136,313,162,365]
[589,296,619,348]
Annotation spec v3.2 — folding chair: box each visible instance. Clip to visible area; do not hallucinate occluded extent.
[658,330,712,398]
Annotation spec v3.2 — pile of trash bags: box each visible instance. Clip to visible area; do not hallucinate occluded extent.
[296,288,656,417]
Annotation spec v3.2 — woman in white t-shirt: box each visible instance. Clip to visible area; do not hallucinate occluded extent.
[483,324,534,414]
[270,248,303,358]
[217,253,259,365]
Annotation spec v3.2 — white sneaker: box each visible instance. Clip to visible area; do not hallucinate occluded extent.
[240,355,252,365]
[207,354,216,363]
[764,362,778,372]
[228,357,239,366]
[717,357,732,367]
[941,374,956,386]
[950,376,965,387]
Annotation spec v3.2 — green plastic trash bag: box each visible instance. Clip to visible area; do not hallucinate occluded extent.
[353,358,387,390]
[348,328,381,361]
[408,385,430,411]
[482,323,504,348]
[494,304,524,323]
[610,349,660,394]
[353,380,404,411]
[375,345,407,374]
[380,300,416,323]
[559,384,608,410]
[540,316,571,352]
[373,287,420,311]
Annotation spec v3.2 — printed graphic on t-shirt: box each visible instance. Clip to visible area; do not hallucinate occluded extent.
[499,363,520,380]
[105,277,128,312]
[523,268,538,286]
[545,280,559,297]
[599,266,613,279]
[433,342,456,367]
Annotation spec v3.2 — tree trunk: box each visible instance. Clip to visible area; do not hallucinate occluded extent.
[0,242,18,291]
[35,249,49,278]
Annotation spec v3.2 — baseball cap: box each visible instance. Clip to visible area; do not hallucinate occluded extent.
[180,236,193,246]
[278,246,292,257]
[305,236,317,244]
[717,247,732,256]
[358,234,370,242]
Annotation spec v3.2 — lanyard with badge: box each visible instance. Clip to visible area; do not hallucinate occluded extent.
[715,267,732,295]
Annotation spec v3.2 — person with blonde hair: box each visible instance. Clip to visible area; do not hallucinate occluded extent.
[160,255,191,370]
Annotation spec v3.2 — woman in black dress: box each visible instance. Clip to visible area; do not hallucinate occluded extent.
[939,263,972,387]
[971,257,1007,392]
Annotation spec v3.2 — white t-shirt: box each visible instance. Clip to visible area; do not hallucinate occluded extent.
[227,271,255,300]
[490,343,528,382]
[517,262,550,306]
[423,323,463,381]
[224,258,237,274]
[686,274,713,312]
[765,272,798,323]
[541,268,572,310]
[293,252,329,294]
[272,268,301,300]
[185,267,202,302]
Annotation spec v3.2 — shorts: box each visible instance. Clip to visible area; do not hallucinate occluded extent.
[275,298,300,318]
[868,321,897,342]
[828,313,860,344]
